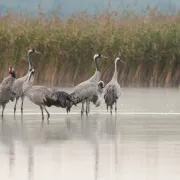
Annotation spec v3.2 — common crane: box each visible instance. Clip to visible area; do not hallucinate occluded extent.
[66,54,107,115]
[104,56,124,114]
[12,49,41,115]
[84,80,105,114]
[22,69,76,121]
[0,67,16,117]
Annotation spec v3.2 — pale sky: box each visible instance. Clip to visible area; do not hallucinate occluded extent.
[0,0,179,14]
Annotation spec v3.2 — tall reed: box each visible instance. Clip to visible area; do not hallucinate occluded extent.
[0,6,180,87]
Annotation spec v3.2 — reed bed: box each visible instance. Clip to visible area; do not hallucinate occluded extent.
[0,6,180,87]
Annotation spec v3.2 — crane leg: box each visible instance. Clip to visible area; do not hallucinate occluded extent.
[86,101,90,116]
[86,101,88,115]
[1,104,5,118]
[14,97,19,115]
[115,101,117,113]
[88,101,90,114]
[81,102,85,115]
[40,106,44,121]
[106,104,108,112]
[44,108,50,122]
[21,96,25,114]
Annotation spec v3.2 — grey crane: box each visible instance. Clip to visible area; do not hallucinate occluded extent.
[104,56,124,114]
[84,80,105,114]
[22,69,76,121]
[66,54,107,115]
[0,67,16,117]
[12,49,41,115]
[79,54,106,115]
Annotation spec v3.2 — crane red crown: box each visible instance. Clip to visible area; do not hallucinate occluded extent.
[9,67,13,73]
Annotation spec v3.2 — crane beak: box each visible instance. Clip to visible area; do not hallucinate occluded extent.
[102,55,108,59]
[120,60,124,64]
[35,50,41,54]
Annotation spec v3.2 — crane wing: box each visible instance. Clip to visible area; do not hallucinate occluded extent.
[12,75,28,97]
[52,89,77,107]
[71,81,97,104]
[24,86,52,105]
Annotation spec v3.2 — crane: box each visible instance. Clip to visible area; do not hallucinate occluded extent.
[22,69,76,121]
[104,56,124,114]
[66,54,107,115]
[0,67,16,117]
[12,49,41,115]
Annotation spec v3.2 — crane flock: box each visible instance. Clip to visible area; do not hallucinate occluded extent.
[0,49,123,121]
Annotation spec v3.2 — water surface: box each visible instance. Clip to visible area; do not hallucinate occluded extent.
[0,88,180,180]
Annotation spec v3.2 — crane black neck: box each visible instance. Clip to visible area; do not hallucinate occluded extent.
[10,72,16,78]
[28,71,34,82]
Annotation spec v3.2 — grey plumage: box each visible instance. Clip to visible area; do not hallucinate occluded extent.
[0,67,16,117]
[10,91,16,102]
[50,88,76,108]
[66,54,107,115]
[104,85,118,113]
[22,69,76,121]
[91,80,105,106]
[12,49,41,115]
[104,56,124,114]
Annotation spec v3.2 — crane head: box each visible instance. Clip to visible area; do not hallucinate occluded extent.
[30,68,35,74]
[93,54,107,60]
[115,56,124,64]
[9,66,15,73]
[98,81,105,89]
[9,66,13,74]
[9,67,16,78]
[28,49,41,55]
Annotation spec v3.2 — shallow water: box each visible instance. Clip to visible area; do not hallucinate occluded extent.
[1,88,180,180]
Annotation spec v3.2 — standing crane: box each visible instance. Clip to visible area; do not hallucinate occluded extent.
[104,56,124,114]
[0,67,16,117]
[66,54,107,115]
[79,54,106,115]
[12,49,41,115]
[22,69,76,121]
